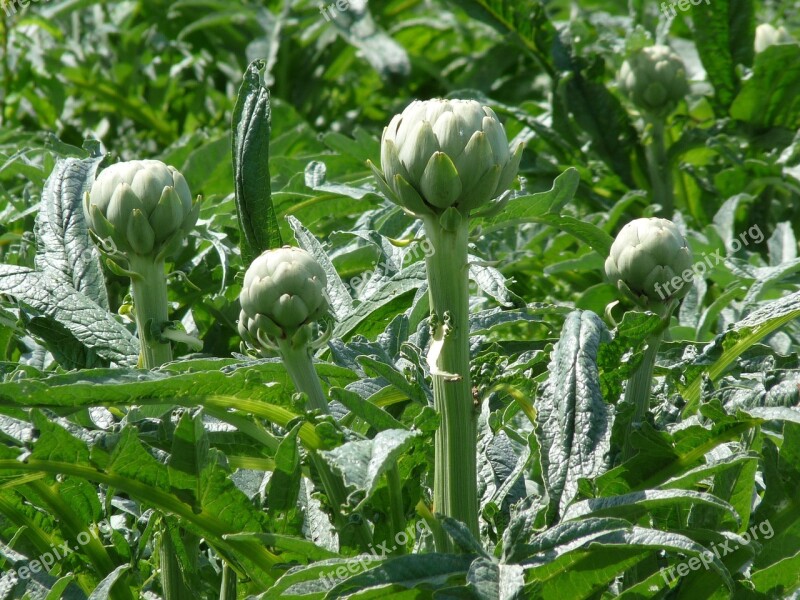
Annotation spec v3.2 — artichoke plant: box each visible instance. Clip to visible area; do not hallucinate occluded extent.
[85,159,198,260]
[368,98,523,218]
[605,217,693,460]
[238,246,331,411]
[367,98,523,548]
[85,159,200,369]
[618,45,689,118]
[605,217,694,308]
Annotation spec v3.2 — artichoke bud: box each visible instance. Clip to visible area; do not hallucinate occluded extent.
[370,98,523,218]
[238,246,330,351]
[86,159,197,260]
[618,45,689,118]
[605,217,694,308]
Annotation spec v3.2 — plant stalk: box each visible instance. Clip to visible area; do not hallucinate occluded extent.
[276,341,373,552]
[645,116,673,217]
[159,520,191,600]
[621,330,664,462]
[275,339,328,412]
[128,255,172,369]
[421,215,478,550]
[386,465,406,555]
[219,563,236,600]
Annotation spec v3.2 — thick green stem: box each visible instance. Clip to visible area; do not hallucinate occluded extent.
[621,330,664,462]
[128,255,172,369]
[645,116,673,217]
[421,216,478,550]
[219,563,236,600]
[386,465,406,555]
[159,521,191,600]
[276,341,373,552]
[276,339,328,412]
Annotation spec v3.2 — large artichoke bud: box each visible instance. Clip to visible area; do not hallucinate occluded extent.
[368,99,523,218]
[755,24,794,53]
[618,45,689,117]
[238,246,329,351]
[84,160,198,259]
[605,217,693,307]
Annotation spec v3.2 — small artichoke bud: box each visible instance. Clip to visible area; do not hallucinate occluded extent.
[618,45,689,117]
[84,159,198,259]
[239,246,329,350]
[755,24,794,53]
[368,99,523,218]
[605,217,693,306]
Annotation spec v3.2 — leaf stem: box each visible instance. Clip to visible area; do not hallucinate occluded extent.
[386,465,406,555]
[421,215,479,550]
[128,255,172,369]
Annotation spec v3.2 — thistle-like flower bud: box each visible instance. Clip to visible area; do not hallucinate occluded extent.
[618,45,689,117]
[368,99,523,218]
[605,217,693,306]
[238,246,329,350]
[84,160,198,259]
[755,24,794,53]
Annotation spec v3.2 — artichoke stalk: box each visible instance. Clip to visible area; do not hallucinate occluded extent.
[605,218,693,461]
[370,98,522,548]
[618,45,689,216]
[85,159,199,369]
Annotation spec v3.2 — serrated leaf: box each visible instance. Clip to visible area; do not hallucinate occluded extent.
[34,155,108,310]
[320,429,420,509]
[0,266,138,367]
[535,310,612,522]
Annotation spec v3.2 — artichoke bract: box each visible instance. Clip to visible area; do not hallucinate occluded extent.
[85,159,198,258]
[368,99,523,217]
[605,217,693,306]
[238,246,329,351]
[618,45,689,117]
[755,24,794,53]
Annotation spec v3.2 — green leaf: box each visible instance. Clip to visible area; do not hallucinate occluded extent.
[330,388,407,432]
[87,564,131,600]
[562,489,739,526]
[34,155,108,310]
[475,168,580,234]
[320,429,421,509]
[325,553,474,598]
[168,410,209,508]
[683,291,800,415]
[231,59,281,263]
[0,266,138,367]
[731,44,800,128]
[535,310,612,522]
[267,423,302,512]
[689,0,754,111]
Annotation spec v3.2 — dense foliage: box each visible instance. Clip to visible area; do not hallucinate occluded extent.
[1,0,800,598]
